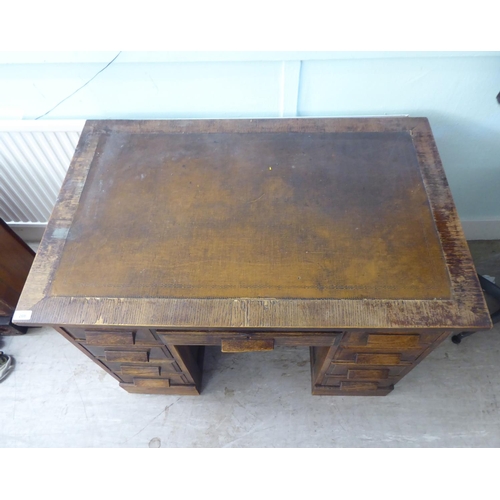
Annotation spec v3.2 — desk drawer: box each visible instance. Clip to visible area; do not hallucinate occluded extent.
[337,332,442,364]
[326,364,406,378]
[65,327,159,346]
[341,332,442,349]
[81,344,174,361]
[311,331,449,395]
[157,330,342,349]
[78,342,192,385]
[60,327,204,391]
[86,331,134,346]
[106,350,148,363]
[321,361,405,388]
[98,358,186,383]
[333,347,422,364]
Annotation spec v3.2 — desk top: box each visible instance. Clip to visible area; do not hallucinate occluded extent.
[15,118,491,330]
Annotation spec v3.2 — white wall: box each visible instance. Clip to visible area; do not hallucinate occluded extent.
[1,51,499,235]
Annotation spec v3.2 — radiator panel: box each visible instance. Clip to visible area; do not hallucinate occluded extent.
[0,122,82,224]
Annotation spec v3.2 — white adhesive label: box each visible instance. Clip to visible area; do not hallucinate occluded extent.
[13,310,32,321]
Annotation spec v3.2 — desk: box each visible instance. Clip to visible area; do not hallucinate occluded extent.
[14,118,492,396]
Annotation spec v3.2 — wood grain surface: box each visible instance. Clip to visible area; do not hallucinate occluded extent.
[14,118,492,332]
[50,130,449,300]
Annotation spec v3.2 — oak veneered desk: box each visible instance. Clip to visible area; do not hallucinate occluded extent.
[14,118,491,396]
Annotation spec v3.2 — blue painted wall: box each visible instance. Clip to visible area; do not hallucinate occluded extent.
[1,51,499,220]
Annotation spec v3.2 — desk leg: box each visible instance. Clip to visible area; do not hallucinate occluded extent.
[1,316,28,335]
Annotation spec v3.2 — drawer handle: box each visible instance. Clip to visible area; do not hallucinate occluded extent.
[221,339,274,352]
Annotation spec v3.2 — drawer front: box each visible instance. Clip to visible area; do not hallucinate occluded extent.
[340,381,381,392]
[91,347,186,381]
[341,332,442,349]
[81,344,173,361]
[335,332,443,365]
[366,334,420,349]
[121,365,160,378]
[354,353,403,365]
[157,330,342,348]
[333,347,421,365]
[85,331,134,346]
[105,350,149,363]
[312,330,449,395]
[77,338,193,386]
[133,378,171,390]
[326,364,406,378]
[65,327,159,346]
[57,326,204,394]
[120,360,182,378]
[100,360,188,384]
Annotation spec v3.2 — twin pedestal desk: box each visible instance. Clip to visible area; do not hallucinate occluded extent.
[14,118,491,396]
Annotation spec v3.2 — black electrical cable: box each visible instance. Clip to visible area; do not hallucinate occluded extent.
[35,51,121,120]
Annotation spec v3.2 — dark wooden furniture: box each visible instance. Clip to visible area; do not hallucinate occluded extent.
[14,118,492,395]
[0,218,35,335]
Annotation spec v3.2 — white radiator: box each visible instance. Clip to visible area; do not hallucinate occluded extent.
[0,120,84,224]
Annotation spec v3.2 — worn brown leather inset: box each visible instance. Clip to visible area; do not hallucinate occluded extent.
[50,130,451,300]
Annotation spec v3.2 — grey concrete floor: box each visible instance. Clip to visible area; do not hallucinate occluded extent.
[1,241,499,448]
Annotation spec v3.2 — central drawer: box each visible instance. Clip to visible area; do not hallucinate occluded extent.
[156,330,343,351]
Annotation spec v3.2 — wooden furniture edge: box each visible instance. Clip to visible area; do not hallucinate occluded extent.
[14,118,492,331]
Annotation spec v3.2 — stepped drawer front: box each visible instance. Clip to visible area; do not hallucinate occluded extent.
[221,339,274,352]
[105,351,149,363]
[340,381,379,391]
[366,334,421,349]
[355,353,403,365]
[121,365,160,377]
[85,331,134,346]
[341,332,431,350]
[325,361,404,377]
[347,369,390,380]
[64,328,159,346]
[333,347,423,365]
[133,378,171,389]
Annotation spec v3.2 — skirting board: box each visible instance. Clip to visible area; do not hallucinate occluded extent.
[9,218,500,245]
[460,219,500,241]
[9,224,47,243]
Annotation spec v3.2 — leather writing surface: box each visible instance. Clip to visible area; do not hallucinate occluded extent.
[50,130,451,300]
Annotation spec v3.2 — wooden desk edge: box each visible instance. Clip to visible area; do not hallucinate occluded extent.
[14,118,491,332]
